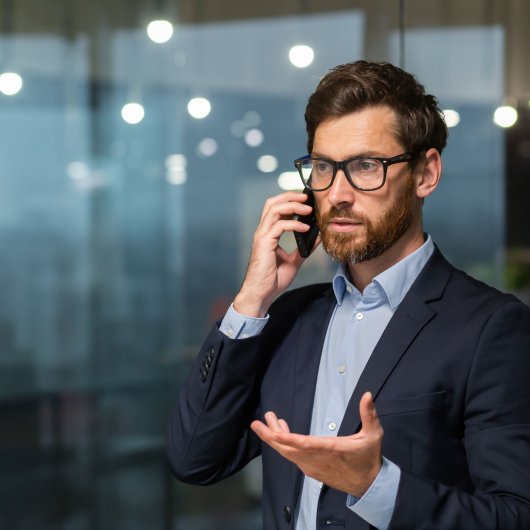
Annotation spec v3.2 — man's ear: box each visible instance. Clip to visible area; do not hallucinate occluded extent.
[416,148,442,199]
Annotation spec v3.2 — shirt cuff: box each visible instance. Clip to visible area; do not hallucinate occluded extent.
[219,303,269,339]
[346,457,400,530]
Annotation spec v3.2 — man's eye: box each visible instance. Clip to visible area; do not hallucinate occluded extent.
[315,161,331,172]
[359,160,378,171]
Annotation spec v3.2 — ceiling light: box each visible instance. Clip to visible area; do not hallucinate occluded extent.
[188,97,211,119]
[289,45,314,68]
[147,20,174,43]
[121,102,145,124]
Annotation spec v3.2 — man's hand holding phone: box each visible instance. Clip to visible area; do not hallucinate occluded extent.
[233,192,319,318]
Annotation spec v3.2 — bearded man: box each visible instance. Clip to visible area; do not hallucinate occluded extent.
[167,61,530,530]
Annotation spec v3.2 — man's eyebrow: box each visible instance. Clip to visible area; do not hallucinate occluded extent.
[311,150,382,159]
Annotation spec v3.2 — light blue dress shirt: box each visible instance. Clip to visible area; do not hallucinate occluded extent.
[220,236,434,530]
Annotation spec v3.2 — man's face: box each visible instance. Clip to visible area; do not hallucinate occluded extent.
[312,105,421,264]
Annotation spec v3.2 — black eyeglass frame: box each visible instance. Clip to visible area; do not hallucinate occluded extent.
[293,151,418,192]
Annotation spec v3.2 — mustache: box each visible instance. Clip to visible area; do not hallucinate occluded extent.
[318,207,369,225]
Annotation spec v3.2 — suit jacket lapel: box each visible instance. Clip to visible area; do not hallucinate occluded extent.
[337,247,454,436]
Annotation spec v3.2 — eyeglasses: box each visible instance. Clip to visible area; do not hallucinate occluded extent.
[293,152,416,192]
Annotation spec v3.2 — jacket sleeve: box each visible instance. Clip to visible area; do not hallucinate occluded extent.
[166,283,331,487]
[389,300,530,529]
[166,323,266,484]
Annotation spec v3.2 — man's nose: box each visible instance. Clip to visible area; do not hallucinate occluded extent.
[327,169,357,207]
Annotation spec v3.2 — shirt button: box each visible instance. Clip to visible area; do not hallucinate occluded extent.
[225,328,234,337]
[355,312,364,321]
[346,285,353,294]
[328,422,337,431]
[338,364,346,374]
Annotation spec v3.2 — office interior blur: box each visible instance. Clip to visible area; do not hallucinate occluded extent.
[1,0,529,529]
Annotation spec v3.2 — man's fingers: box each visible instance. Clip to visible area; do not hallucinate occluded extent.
[359,392,382,434]
[260,192,312,223]
[278,419,291,433]
[264,411,283,432]
[265,413,293,435]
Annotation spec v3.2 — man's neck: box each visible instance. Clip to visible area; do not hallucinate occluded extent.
[347,230,426,293]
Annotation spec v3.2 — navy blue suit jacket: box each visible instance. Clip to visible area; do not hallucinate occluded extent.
[167,248,530,529]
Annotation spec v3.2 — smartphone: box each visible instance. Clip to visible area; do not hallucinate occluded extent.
[293,189,319,258]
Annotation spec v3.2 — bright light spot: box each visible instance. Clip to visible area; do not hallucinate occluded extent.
[121,102,145,124]
[244,111,261,127]
[166,154,187,170]
[147,20,174,43]
[197,138,218,157]
[289,45,315,68]
[188,97,211,119]
[493,105,518,128]
[165,154,187,185]
[257,155,278,173]
[67,161,90,181]
[0,72,23,96]
[442,109,460,128]
[278,171,303,191]
[245,129,264,147]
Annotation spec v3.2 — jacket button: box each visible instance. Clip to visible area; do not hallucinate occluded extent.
[282,505,292,523]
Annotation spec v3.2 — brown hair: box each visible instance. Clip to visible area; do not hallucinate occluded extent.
[305,61,448,155]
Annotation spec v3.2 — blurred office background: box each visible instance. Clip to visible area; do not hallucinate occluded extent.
[0,0,529,528]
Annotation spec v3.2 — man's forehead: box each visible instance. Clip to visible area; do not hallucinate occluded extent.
[313,106,401,154]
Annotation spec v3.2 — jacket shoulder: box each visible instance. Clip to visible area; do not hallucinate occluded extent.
[264,283,333,336]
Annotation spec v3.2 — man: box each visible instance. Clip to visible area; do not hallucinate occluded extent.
[167,61,530,529]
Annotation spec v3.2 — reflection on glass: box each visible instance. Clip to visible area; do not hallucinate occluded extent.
[442,109,460,127]
[257,154,278,172]
[166,153,188,184]
[67,161,90,181]
[121,102,145,124]
[278,171,303,190]
[244,129,264,147]
[0,72,23,95]
[493,105,518,127]
[197,138,218,157]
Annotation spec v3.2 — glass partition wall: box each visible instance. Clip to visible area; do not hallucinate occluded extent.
[0,1,528,528]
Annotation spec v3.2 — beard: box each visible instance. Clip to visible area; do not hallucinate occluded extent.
[317,176,416,264]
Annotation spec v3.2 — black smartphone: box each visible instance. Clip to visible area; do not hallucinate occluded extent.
[293,189,319,258]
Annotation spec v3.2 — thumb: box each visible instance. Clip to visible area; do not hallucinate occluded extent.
[359,391,382,434]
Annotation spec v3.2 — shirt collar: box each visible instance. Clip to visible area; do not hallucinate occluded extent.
[332,235,434,309]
